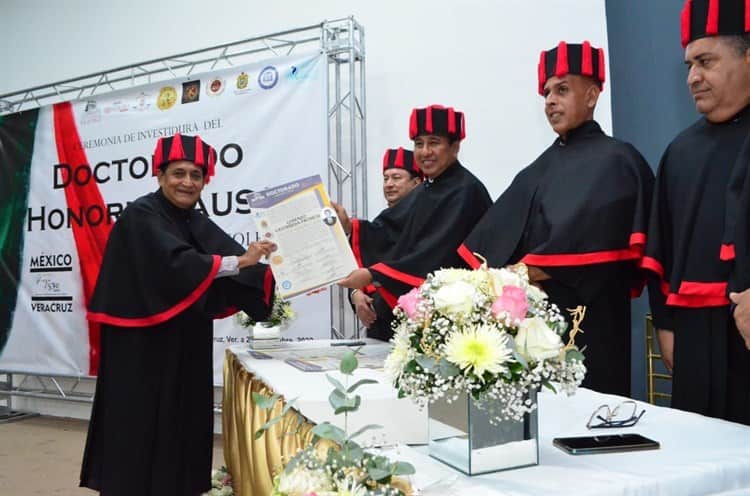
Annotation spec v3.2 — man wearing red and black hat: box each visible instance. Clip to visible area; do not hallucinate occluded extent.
[80,133,276,495]
[336,106,492,330]
[349,147,422,338]
[645,0,750,424]
[459,42,654,397]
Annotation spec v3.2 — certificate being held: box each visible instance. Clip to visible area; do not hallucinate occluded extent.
[249,175,358,299]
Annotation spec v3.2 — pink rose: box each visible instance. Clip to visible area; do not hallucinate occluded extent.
[491,285,528,322]
[397,287,423,320]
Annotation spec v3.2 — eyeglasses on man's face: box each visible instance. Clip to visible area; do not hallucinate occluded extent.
[586,400,646,429]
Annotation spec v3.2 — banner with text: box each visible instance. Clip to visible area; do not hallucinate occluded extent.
[0,51,330,384]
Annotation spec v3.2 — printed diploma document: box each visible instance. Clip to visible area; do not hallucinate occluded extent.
[248,175,358,298]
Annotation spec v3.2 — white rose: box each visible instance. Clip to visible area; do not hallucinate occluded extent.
[435,268,473,284]
[432,281,476,318]
[277,466,332,496]
[489,268,523,292]
[515,317,563,362]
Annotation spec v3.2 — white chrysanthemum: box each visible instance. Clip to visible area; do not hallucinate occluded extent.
[335,476,369,496]
[444,324,513,378]
[276,466,332,496]
[385,325,413,383]
[434,268,473,284]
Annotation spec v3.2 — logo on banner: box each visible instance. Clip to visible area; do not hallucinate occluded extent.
[258,66,279,90]
[182,81,201,104]
[131,92,151,112]
[81,100,102,125]
[157,86,178,110]
[287,59,317,82]
[207,78,225,96]
[28,253,74,313]
[237,72,249,89]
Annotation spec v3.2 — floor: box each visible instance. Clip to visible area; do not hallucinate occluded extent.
[0,415,225,495]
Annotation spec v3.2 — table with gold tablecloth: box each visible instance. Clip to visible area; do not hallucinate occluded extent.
[222,341,426,495]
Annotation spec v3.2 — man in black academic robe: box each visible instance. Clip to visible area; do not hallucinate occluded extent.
[80,134,277,495]
[460,42,654,397]
[645,0,750,425]
[336,105,492,334]
[349,147,423,340]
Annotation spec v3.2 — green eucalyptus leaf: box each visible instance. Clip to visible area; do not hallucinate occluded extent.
[326,374,347,394]
[347,378,378,393]
[347,424,383,441]
[541,379,558,393]
[392,461,416,476]
[565,348,585,363]
[436,359,460,378]
[257,414,284,434]
[367,467,391,482]
[310,422,346,444]
[328,389,351,411]
[252,392,280,409]
[340,350,358,375]
[280,397,298,416]
[416,355,436,372]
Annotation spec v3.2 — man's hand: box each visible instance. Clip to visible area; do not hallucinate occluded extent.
[331,201,352,235]
[338,268,373,289]
[352,290,376,328]
[239,240,277,268]
[527,265,551,288]
[730,290,750,350]
[657,328,674,373]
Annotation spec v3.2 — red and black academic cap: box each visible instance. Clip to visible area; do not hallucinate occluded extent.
[152,133,217,183]
[382,147,422,178]
[681,0,750,47]
[537,41,606,96]
[408,105,466,141]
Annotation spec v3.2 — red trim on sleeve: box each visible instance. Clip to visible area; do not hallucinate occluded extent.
[666,293,729,307]
[370,263,425,287]
[640,256,665,278]
[350,219,364,268]
[87,255,222,327]
[263,265,274,306]
[706,0,720,35]
[581,41,593,76]
[520,246,641,267]
[720,243,736,261]
[376,286,399,309]
[457,243,482,269]
[214,306,238,319]
[681,0,692,47]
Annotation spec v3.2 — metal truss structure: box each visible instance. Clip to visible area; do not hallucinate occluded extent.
[0,18,367,413]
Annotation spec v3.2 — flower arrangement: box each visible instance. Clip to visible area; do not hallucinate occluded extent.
[255,350,415,496]
[203,466,234,496]
[385,261,586,422]
[235,289,296,329]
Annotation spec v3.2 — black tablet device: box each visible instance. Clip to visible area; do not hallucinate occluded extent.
[553,433,660,455]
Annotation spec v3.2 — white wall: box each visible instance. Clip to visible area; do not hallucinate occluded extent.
[1,0,610,212]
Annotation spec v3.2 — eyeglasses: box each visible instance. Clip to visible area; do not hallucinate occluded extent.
[586,400,645,429]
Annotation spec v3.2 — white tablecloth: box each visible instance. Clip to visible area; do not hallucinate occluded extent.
[229,342,750,496]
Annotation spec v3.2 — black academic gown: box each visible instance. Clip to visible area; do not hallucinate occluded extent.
[646,106,750,424]
[350,162,492,340]
[80,190,274,496]
[460,121,654,397]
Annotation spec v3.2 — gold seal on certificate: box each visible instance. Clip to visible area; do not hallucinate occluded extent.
[248,175,358,299]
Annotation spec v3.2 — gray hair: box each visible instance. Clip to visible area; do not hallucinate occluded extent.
[721,34,750,58]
